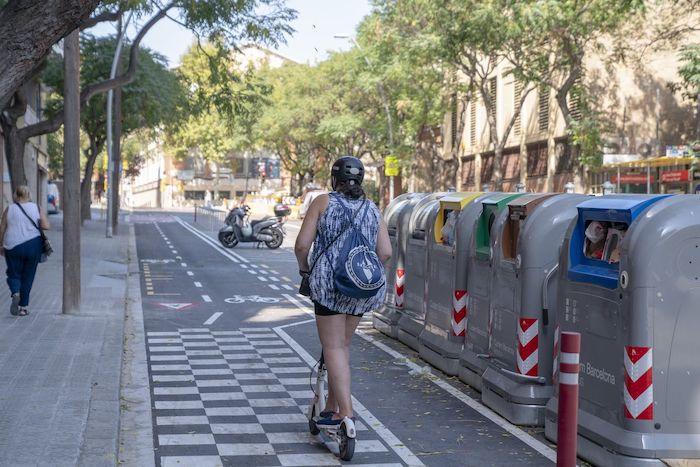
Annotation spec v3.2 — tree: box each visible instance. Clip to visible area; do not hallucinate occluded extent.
[42,35,183,220]
[676,43,700,141]
[356,4,451,190]
[2,0,295,188]
[0,0,103,110]
[506,0,646,188]
[166,42,270,168]
[256,62,327,194]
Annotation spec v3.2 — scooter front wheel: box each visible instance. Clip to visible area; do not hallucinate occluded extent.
[339,425,355,461]
[218,231,238,248]
[308,418,320,436]
[264,228,284,249]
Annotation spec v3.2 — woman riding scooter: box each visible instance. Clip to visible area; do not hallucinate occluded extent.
[294,156,392,427]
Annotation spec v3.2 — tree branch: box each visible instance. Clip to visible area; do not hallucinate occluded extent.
[17,2,177,142]
[80,9,122,30]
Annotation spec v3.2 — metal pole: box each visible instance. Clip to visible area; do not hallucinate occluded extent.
[556,332,581,467]
[106,13,133,238]
[617,167,621,193]
[647,166,651,194]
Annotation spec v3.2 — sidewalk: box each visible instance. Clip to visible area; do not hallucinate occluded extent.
[0,215,132,466]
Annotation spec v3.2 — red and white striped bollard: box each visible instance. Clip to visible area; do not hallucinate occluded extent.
[557,331,581,467]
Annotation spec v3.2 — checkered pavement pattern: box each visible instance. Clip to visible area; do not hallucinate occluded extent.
[147,327,403,466]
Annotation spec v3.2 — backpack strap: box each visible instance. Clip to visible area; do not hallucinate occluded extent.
[308,194,363,273]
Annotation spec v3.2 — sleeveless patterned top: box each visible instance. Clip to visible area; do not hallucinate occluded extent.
[309,193,386,315]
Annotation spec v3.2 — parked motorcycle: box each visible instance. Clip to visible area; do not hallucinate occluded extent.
[218,205,285,249]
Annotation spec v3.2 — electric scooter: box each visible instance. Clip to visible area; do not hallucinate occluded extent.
[307,352,356,461]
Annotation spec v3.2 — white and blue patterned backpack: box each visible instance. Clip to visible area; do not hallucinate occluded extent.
[324,194,385,298]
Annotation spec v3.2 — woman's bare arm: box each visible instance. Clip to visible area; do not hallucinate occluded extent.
[294,194,329,272]
[0,207,7,254]
[39,206,50,230]
[376,217,392,264]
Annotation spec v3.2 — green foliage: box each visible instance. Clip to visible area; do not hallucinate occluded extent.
[164,42,271,164]
[47,131,64,179]
[678,43,700,98]
[43,34,183,155]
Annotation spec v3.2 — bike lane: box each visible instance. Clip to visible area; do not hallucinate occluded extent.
[135,213,555,466]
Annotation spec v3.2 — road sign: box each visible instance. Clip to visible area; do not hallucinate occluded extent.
[385,156,399,177]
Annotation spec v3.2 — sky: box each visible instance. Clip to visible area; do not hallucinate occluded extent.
[92,0,372,67]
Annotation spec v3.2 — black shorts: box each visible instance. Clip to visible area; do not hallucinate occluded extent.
[313,301,365,318]
[313,301,342,316]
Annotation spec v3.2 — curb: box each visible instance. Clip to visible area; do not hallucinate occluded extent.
[117,223,155,466]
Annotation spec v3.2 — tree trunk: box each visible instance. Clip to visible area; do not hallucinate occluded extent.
[63,29,81,314]
[80,137,101,222]
[493,146,504,191]
[2,122,27,190]
[111,85,122,233]
[0,0,101,111]
[0,90,29,189]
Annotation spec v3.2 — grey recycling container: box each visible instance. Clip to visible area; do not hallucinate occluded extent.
[418,192,486,375]
[480,193,588,426]
[543,194,700,466]
[458,193,525,391]
[373,193,429,339]
[397,193,446,351]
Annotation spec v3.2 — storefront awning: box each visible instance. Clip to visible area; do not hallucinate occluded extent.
[601,156,695,169]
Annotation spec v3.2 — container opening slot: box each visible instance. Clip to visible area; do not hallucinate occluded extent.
[583,220,628,264]
[412,229,426,240]
[502,216,521,260]
[440,209,458,246]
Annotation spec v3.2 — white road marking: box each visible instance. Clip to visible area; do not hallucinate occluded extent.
[280,293,557,463]
[181,262,187,267]
[174,217,240,263]
[201,295,212,303]
[187,271,194,276]
[194,281,202,288]
[260,264,270,269]
[268,284,280,290]
[258,276,268,282]
[273,320,424,466]
[269,276,279,282]
[203,312,223,325]
[240,264,248,268]
[281,284,294,291]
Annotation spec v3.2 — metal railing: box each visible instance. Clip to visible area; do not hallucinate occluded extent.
[194,205,228,232]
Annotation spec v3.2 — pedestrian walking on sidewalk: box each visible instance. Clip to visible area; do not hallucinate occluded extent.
[0,185,50,316]
[295,156,392,427]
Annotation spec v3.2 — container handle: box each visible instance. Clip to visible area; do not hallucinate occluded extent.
[541,263,559,327]
[499,367,547,385]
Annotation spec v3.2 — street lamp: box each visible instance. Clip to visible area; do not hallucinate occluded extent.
[106,12,133,238]
[334,34,396,201]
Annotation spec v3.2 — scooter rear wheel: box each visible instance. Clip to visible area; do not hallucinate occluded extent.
[339,425,355,461]
[308,418,320,436]
[218,231,238,248]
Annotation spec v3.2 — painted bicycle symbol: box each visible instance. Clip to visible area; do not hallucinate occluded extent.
[224,295,280,304]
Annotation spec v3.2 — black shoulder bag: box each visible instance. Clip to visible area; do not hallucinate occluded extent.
[298,195,367,297]
[15,203,53,263]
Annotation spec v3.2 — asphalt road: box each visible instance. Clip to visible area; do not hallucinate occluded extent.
[133,211,555,466]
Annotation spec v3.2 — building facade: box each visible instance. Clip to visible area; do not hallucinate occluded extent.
[446,35,699,194]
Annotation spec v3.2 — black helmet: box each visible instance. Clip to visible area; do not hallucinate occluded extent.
[331,156,364,190]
